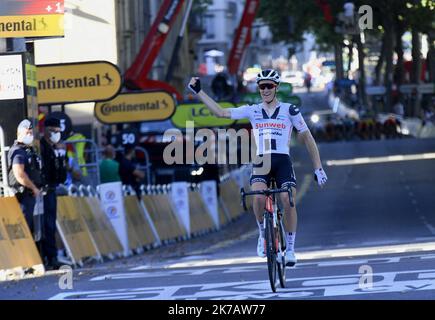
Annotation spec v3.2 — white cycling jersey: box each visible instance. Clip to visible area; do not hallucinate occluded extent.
[229,102,309,155]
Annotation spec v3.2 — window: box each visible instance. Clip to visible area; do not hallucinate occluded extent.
[204,14,215,39]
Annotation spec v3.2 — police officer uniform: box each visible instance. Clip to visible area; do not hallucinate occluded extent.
[40,117,67,269]
[8,121,43,233]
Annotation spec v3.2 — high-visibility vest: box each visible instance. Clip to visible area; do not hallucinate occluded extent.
[66,133,88,176]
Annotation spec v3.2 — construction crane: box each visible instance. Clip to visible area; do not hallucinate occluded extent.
[124,0,185,101]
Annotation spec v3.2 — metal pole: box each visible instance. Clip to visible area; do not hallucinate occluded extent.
[0,126,11,197]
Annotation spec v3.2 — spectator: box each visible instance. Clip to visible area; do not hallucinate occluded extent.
[304,72,312,93]
[40,117,67,270]
[100,145,121,184]
[119,144,145,196]
[7,119,43,235]
[63,142,82,187]
[66,130,87,178]
[392,96,405,118]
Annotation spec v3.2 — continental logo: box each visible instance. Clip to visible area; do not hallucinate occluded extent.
[0,15,64,38]
[38,74,113,90]
[100,100,169,116]
[95,91,176,124]
[37,61,122,104]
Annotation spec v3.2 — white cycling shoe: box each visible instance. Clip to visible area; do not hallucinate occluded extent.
[285,251,297,267]
[257,235,266,258]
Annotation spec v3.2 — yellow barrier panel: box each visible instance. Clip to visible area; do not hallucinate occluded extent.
[0,212,15,271]
[219,178,244,220]
[218,200,230,227]
[124,196,157,248]
[84,197,123,255]
[0,197,44,277]
[56,196,98,265]
[188,191,215,235]
[142,194,187,241]
[75,197,122,257]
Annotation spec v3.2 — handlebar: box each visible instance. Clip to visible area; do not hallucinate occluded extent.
[240,186,295,211]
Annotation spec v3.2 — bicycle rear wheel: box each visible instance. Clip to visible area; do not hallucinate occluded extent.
[277,217,286,288]
[265,212,277,292]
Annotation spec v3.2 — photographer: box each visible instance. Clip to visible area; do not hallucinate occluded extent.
[40,117,67,270]
[8,120,43,233]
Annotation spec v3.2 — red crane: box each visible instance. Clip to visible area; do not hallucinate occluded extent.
[227,0,260,75]
[124,0,185,101]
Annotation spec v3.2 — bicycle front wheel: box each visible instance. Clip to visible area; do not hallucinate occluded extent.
[265,212,277,292]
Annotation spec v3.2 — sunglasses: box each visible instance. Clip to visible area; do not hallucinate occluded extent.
[258,83,277,90]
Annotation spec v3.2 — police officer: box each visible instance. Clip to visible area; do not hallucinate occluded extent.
[40,117,67,270]
[8,120,43,233]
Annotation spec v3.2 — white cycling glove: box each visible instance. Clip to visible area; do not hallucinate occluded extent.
[314,168,328,187]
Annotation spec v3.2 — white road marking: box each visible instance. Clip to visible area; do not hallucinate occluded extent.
[326,152,435,166]
[50,267,435,300]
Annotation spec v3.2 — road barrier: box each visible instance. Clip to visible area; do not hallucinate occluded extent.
[219,177,245,220]
[84,196,123,257]
[141,191,188,243]
[56,196,99,266]
[123,194,158,249]
[0,197,44,280]
[188,186,216,236]
[1,165,253,280]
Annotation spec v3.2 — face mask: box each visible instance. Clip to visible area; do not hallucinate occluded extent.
[50,132,61,144]
[22,134,34,145]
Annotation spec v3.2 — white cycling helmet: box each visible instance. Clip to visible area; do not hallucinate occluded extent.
[256,69,281,84]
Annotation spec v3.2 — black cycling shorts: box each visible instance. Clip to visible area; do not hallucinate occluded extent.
[250,153,296,189]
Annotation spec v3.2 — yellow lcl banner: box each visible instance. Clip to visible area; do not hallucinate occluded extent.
[95,91,176,124]
[0,14,64,38]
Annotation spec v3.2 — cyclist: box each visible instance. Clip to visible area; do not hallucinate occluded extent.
[188,69,328,266]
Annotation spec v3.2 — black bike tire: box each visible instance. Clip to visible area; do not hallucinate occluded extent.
[265,212,277,292]
[277,218,286,288]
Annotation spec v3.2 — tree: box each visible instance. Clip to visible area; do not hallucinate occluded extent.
[258,0,434,113]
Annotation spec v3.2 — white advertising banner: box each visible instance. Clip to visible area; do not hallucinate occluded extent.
[200,180,219,229]
[99,182,129,256]
[171,182,190,235]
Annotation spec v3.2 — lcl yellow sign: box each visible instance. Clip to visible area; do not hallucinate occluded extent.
[95,91,176,124]
[37,61,122,105]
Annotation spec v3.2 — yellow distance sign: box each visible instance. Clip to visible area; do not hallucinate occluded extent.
[0,14,64,38]
[37,61,122,105]
[95,91,176,124]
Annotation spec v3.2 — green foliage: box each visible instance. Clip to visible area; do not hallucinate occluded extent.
[257,0,434,48]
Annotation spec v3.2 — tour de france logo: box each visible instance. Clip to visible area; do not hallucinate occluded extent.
[105,190,116,201]
[107,206,118,218]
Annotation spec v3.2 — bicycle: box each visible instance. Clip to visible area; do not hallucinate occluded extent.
[240,179,295,293]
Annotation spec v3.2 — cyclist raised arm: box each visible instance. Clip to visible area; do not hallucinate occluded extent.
[188,77,232,118]
[187,69,327,267]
